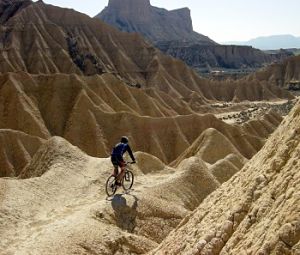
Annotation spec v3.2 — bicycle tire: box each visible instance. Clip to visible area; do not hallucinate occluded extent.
[106,175,117,197]
[122,170,134,191]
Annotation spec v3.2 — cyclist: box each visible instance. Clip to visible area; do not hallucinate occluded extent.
[111,136,135,186]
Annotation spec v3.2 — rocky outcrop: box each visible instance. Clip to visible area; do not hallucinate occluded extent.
[0,0,31,24]
[0,2,298,254]
[171,128,249,167]
[0,0,154,78]
[0,136,218,254]
[157,42,293,69]
[0,130,44,177]
[0,72,286,172]
[19,136,86,179]
[151,99,300,255]
[0,0,292,104]
[1,103,298,254]
[96,0,215,45]
[249,55,300,89]
[96,0,291,71]
[0,0,294,178]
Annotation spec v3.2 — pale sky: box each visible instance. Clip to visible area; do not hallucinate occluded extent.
[33,0,300,43]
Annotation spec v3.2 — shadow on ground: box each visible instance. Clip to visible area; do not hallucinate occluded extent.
[111,194,139,232]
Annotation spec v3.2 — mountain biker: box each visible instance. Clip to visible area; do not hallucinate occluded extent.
[111,136,135,186]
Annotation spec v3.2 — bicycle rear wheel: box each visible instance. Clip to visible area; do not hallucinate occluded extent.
[122,170,134,191]
[106,175,117,197]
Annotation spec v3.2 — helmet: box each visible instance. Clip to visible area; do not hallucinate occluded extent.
[121,136,129,144]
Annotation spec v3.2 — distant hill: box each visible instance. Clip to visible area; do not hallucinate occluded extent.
[225,34,300,50]
[265,48,300,56]
[96,0,215,45]
[156,42,292,70]
[96,1,291,71]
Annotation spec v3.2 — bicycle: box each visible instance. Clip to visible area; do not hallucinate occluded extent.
[105,162,135,197]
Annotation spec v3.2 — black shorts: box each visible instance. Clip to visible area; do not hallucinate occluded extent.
[111,155,125,167]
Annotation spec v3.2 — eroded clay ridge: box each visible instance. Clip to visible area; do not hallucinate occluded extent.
[249,54,300,89]
[0,72,283,177]
[0,103,298,254]
[0,0,293,103]
[0,0,295,182]
[0,137,219,254]
[151,99,300,254]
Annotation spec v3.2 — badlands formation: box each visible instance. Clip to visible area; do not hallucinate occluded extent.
[0,0,299,254]
[249,55,300,88]
[97,0,291,71]
[152,98,300,255]
[0,0,294,177]
[0,72,288,177]
[0,101,299,254]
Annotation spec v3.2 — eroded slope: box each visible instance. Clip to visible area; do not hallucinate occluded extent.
[152,100,300,255]
[0,137,219,254]
[0,0,292,104]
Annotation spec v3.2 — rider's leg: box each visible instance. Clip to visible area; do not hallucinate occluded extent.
[111,156,119,177]
[112,164,118,177]
[118,164,126,181]
[116,161,126,184]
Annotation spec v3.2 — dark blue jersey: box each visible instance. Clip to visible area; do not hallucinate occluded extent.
[111,142,135,161]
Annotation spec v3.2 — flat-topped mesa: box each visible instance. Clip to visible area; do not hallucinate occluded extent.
[98,0,213,44]
[108,0,151,10]
[170,7,193,33]
[107,0,151,19]
[108,0,193,31]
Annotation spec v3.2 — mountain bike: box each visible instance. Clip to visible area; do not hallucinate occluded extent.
[105,162,135,197]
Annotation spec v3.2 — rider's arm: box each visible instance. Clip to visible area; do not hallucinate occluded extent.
[126,145,135,162]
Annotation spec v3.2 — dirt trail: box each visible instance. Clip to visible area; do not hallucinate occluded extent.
[0,153,176,254]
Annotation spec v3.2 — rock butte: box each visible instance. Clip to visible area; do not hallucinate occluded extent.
[97,0,215,45]
[0,0,299,254]
[97,0,292,70]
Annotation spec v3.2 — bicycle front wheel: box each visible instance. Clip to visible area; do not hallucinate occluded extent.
[106,175,117,197]
[122,170,134,191]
